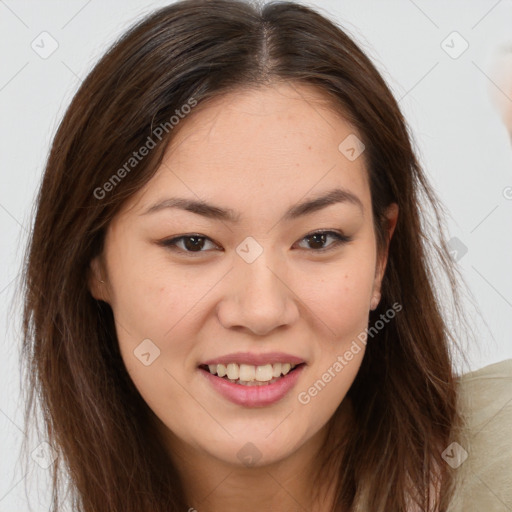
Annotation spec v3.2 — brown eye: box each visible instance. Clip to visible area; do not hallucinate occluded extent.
[180,236,207,252]
[159,230,351,257]
[297,230,352,252]
[160,235,219,255]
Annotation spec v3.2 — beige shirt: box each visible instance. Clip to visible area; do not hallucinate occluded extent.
[447,359,512,511]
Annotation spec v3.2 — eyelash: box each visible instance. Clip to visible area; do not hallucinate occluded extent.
[158,230,352,257]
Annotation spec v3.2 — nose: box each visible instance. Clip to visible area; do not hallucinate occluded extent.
[216,250,299,336]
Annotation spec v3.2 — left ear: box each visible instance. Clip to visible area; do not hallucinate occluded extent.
[371,202,399,310]
[87,253,110,304]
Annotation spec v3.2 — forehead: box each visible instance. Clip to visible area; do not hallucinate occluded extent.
[124,82,371,217]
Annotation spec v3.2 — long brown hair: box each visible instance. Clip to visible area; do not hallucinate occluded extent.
[19,0,475,510]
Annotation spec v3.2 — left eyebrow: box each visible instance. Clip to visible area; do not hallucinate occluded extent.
[140,187,364,222]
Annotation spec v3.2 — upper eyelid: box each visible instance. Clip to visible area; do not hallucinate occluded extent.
[161,230,349,253]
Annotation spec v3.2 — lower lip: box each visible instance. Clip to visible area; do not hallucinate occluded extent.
[199,364,305,407]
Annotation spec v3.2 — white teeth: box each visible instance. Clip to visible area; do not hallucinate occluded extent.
[216,363,227,377]
[255,364,273,382]
[205,362,299,382]
[226,363,239,380]
[239,364,255,381]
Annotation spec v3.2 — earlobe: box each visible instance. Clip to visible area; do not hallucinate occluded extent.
[370,292,381,311]
[88,256,108,302]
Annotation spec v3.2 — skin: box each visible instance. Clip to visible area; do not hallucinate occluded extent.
[89,82,399,511]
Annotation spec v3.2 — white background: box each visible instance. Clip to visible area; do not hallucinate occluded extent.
[1,0,511,510]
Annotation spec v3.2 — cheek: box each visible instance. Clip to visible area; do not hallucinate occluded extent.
[107,244,199,333]
[107,248,220,386]
[297,254,375,337]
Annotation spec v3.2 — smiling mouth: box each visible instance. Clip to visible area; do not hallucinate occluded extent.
[198,362,305,386]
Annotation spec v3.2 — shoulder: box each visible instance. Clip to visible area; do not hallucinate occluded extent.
[447,359,512,511]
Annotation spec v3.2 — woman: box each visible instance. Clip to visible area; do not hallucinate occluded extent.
[19,0,511,511]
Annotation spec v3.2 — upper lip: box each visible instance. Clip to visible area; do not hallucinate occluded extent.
[201,352,306,366]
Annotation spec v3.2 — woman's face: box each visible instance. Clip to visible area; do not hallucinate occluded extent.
[89,82,398,470]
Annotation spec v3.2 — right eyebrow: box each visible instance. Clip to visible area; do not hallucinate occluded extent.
[140,187,364,222]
